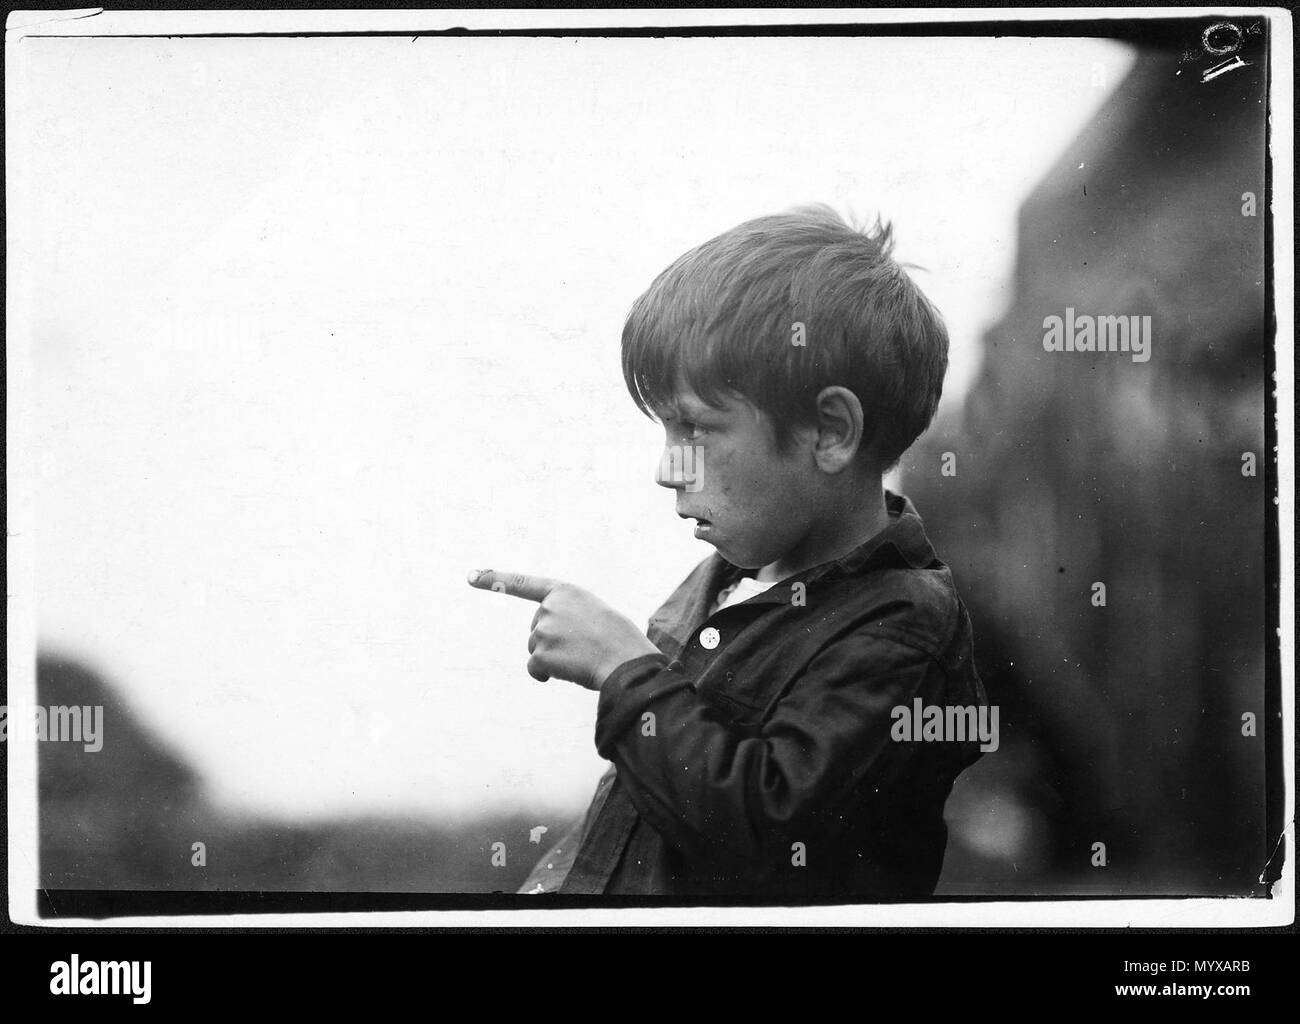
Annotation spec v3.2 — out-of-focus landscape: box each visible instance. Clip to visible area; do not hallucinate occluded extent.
[18,30,1273,900]
[36,653,547,894]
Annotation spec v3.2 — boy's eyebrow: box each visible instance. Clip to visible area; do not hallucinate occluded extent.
[663,395,717,419]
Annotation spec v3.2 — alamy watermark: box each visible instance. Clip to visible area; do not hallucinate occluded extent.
[890,698,999,753]
[50,956,151,1004]
[1042,308,1152,363]
[1,704,105,752]
[657,444,704,492]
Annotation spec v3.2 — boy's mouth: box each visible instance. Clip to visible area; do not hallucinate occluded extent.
[679,512,713,536]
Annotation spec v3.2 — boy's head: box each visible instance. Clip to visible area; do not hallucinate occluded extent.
[623,203,948,471]
[621,204,949,572]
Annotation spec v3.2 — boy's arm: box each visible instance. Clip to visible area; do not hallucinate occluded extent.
[592,629,951,880]
[465,568,963,880]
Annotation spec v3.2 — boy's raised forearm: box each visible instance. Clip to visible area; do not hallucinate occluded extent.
[465,566,929,876]
[465,566,966,878]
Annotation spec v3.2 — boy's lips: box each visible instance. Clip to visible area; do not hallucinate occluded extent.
[679,511,713,537]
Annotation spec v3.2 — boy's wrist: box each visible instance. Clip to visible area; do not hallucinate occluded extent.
[593,641,663,691]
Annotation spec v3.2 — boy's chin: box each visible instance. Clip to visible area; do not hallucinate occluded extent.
[704,538,768,572]
[691,523,782,571]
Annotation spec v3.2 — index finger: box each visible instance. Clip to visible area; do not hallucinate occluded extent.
[466,569,561,603]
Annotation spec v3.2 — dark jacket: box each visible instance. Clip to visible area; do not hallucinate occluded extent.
[522,491,987,899]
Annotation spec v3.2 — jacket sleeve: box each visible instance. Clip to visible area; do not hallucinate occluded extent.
[593,629,954,881]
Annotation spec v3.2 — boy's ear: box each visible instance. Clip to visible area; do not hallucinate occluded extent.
[811,386,867,474]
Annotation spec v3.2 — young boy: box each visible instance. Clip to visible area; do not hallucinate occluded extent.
[469,205,987,898]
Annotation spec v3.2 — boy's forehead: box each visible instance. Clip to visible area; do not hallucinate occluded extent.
[654,382,772,436]
[661,392,711,418]
[659,379,740,418]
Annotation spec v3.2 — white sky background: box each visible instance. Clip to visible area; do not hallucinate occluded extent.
[13,34,1135,823]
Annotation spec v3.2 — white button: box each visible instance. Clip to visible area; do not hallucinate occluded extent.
[699,627,720,649]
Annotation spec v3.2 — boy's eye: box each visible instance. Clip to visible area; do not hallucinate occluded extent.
[681,421,707,440]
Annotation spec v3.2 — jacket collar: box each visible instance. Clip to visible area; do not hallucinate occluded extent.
[825,489,939,575]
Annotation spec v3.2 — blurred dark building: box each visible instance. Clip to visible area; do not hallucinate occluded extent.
[906,40,1270,894]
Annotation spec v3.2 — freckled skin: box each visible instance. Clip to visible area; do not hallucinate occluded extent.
[656,383,886,582]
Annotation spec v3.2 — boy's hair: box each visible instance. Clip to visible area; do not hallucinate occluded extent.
[621,204,948,469]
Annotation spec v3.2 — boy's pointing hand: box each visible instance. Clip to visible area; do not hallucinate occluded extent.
[467,569,661,690]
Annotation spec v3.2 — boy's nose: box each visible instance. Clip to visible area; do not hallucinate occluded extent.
[655,450,683,489]
[655,443,702,490]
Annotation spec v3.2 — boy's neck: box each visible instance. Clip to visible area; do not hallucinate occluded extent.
[755,477,891,583]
